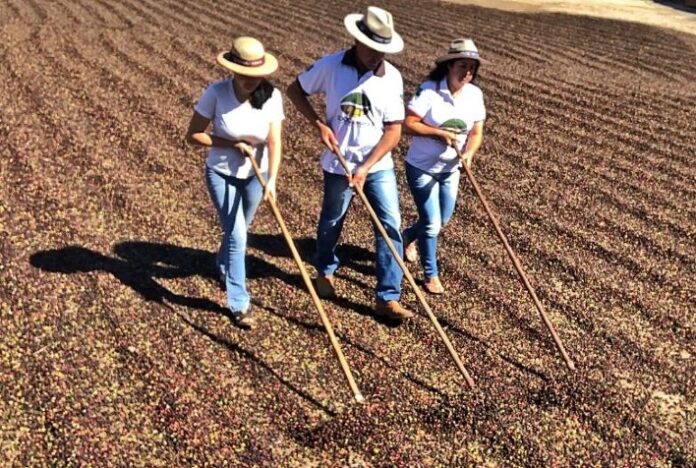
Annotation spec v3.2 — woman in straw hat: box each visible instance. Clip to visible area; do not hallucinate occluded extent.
[186,36,284,328]
[402,38,486,294]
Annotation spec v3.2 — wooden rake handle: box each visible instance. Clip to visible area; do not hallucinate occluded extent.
[455,146,575,370]
[332,145,475,389]
[241,146,364,402]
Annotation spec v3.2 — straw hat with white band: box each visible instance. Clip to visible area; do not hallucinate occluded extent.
[344,6,404,54]
[436,38,487,64]
[216,36,278,77]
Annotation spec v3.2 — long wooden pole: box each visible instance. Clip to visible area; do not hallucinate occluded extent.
[332,145,476,389]
[242,147,365,402]
[454,146,575,370]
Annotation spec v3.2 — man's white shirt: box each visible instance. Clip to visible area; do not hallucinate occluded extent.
[298,49,405,175]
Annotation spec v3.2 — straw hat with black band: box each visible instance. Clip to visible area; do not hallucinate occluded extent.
[344,6,404,54]
[436,38,488,64]
[216,36,278,77]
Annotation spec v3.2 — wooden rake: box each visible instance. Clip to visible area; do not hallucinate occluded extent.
[241,146,364,402]
[332,145,476,389]
[454,145,575,370]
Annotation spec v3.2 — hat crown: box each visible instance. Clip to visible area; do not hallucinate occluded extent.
[344,6,403,53]
[435,37,484,64]
[217,36,278,76]
[363,6,394,39]
[232,36,265,61]
[448,38,478,55]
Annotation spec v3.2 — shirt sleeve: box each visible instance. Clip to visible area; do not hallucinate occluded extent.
[383,73,405,123]
[406,83,432,119]
[268,88,285,122]
[473,89,486,122]
[297,55,331,96]
[193,84,217,119]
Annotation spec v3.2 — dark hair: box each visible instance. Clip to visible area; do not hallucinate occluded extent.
[250,79,275,109]
[426,59,479,84]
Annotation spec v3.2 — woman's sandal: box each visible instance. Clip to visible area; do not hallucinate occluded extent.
[423,276,445,294]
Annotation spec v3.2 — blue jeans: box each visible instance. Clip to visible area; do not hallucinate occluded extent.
[315,169,403,302]
[403,163,460,279]
[206,166,264,313]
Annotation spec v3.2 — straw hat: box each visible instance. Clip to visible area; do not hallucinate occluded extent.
[436,38,486,64]
[344,6,404,54]
[216,36,278,77]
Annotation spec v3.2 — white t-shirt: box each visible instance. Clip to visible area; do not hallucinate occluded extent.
[406,79,486,173]
[297,49,405,175]
[194,78,284,178]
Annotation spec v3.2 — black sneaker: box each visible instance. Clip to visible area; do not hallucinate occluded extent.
[230,306,255,329]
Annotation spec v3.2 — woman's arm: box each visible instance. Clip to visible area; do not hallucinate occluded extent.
[264,119,282,200]
[404,112,457,146]
[460,121,484,168]
[185,111,242,148]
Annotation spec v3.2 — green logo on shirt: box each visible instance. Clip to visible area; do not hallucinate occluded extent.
[440,118,467,134]
[340,91,374,122]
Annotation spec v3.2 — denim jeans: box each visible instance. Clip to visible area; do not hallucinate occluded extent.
[403,163,460,279]
[206,166,264,313]
[314,169,404,302]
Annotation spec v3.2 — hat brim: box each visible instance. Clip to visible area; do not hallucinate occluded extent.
[344,13,404,54]
[436,52,489,65]
[216,52,279,77]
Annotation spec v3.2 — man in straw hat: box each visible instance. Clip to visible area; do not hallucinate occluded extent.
[186,36,284,329]
[287,6,412,321]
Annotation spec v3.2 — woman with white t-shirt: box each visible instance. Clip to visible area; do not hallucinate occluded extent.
[186,37,284,328]
[402,38,486,294]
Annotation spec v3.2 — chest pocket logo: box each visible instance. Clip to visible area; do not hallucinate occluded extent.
[440,118,467,134]
[340,91,374,124]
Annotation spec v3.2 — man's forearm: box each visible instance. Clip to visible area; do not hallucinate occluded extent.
[287,80,323,128]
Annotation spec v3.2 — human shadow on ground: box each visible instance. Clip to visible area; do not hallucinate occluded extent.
[29,240,393,324]
[30,243,337,414]
[247,233,406,325]
[29,242,226,315]
[247,233,376,277]
[246,253,401,327]
[29,242,557,357]
[29,240,312,302]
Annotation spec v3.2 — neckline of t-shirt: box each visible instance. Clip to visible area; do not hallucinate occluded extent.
[437,79,474,101]
[341,48,388,79]
[228,78,246,106]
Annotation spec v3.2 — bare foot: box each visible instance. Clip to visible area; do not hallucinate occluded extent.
[404,241,418,263]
